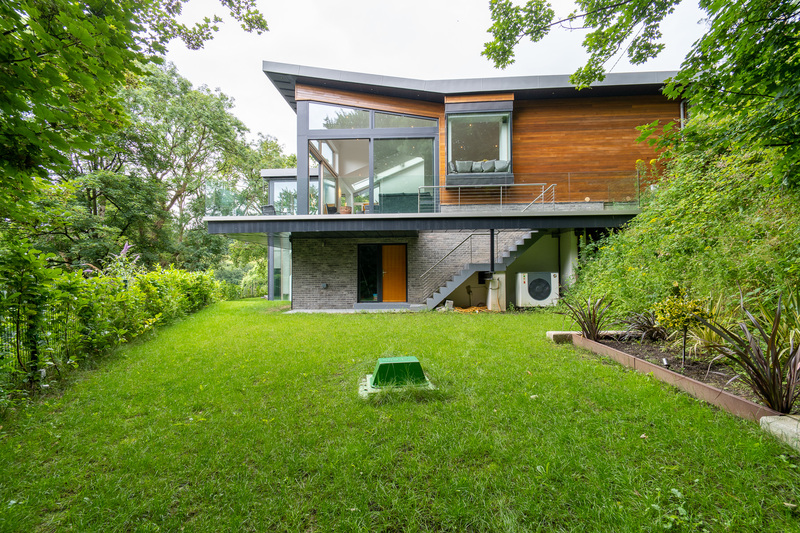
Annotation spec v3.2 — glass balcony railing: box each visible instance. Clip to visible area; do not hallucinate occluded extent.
[205,181,268,217]
[205,171,643,217]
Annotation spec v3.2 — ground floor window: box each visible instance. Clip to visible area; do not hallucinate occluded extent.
[270,235,292,301]
[358,244,407,302]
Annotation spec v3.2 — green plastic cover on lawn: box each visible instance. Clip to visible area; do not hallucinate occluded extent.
[370,356,427,388]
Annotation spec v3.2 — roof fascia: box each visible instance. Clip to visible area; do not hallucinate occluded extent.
[262,61,677,112]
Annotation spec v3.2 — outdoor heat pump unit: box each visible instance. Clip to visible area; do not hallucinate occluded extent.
[516,272,559,307]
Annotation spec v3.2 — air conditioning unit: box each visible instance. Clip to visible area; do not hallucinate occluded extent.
[516,272,559,307]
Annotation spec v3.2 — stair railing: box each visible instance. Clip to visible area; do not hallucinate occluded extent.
[419,230,516,281]
[419,232,485,280]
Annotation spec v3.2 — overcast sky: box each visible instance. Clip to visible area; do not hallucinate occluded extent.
[166,0,707,155]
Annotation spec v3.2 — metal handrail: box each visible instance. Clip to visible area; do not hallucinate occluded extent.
[419,231,503,280]
[521,184,557,211]
[417,182,555,213]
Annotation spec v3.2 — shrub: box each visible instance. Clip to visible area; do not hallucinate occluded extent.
[1,243,223,400]
[569,141,800,316]
[559,295,613,341]
[653,287,708,366]
[702,295,800,414]
[686,295,737,360]
[621,310,668,342]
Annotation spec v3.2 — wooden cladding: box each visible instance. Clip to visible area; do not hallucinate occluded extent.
[512,95,679,202]
[444,93,514,104]
[296,84,443,119]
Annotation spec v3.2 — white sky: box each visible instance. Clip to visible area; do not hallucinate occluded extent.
[166,0,707,156]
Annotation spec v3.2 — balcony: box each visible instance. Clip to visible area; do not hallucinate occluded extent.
[205,171,643,219]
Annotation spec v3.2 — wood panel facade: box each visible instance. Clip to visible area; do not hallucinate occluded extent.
[512,95,679,202]
[444,93,514,104]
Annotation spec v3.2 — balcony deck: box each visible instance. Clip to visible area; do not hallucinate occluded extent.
[205,203,639,242]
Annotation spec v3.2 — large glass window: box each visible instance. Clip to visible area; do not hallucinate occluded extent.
[447,112,511,174]
[374,138,435,214]
[375,112,436,129]
[309,103,369,130]
[304,102,438,214]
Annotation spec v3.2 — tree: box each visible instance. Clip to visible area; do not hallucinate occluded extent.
[0,0,268,221]
[24,171,169,270]
[483,0,800,184]
[12,63,297,272]
[122,62,249,244]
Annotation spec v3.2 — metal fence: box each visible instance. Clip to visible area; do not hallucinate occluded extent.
[1,301,79,377]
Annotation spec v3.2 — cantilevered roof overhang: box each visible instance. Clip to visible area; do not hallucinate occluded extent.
[263,60,676,111]
[206,210,638,242]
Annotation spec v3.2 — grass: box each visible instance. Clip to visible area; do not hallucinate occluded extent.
[1,299,799,532]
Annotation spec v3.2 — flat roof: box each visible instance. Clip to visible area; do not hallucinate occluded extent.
[263,61,676,111]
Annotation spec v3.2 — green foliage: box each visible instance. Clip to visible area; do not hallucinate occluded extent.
[0,241,222,400]
[621,310,668,342]
[653,286,708,333]
[757,290,800,361]
[569,139,800,315]
[21,172,171,270]
[559,294,613,341]
[686,294,738,360]
[483,0,800,184]
[701,296,800,414]
[10,62,296,272]
[653,286,709,365]
[0,239,62,377]
[1,0,268,222]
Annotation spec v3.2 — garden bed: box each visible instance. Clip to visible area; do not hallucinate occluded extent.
[600,337,761,404]
[569,334,781,422]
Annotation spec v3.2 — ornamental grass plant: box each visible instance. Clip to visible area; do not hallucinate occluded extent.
[702,295,800,414]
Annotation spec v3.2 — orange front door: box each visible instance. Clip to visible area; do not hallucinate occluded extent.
[381,245,407,302]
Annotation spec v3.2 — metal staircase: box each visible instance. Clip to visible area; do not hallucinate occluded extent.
[425,231,542,309]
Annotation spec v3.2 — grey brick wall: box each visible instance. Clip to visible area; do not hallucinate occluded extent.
[291,230,530,310]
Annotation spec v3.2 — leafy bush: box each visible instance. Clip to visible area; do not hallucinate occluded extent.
[559,295,614,341]
[702,296,800,414]
[621,310,668,342]
[1,243,223,400]
[653,286,709,366]
[569,138,800,316]
[686,295,737,360]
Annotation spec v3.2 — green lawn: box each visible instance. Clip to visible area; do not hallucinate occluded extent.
[1,299,799,532]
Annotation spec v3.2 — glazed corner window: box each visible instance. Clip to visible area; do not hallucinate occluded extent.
[447,112,511,174]
[308,103,369,130]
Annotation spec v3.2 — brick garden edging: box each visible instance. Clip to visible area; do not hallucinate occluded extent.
[568,333,780,422]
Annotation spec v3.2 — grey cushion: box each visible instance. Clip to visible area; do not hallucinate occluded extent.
[494,160,509,172]
[449,161,456,173]
[481,160,495,172]
[472,161,483,173]
[455,160,472,173]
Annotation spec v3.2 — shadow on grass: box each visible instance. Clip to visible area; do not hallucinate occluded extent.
[365,386,452,406]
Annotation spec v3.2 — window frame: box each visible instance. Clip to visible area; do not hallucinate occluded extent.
[299,100,439,213]
[444,100,514,186]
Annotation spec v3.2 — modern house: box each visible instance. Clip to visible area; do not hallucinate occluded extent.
[206,61,680,310]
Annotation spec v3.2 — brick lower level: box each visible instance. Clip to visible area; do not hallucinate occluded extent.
[290,231,530,310]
